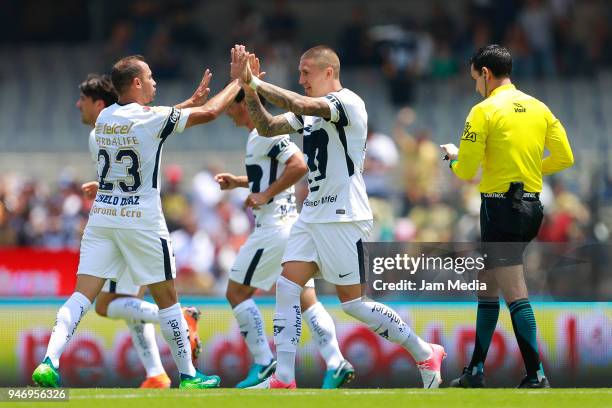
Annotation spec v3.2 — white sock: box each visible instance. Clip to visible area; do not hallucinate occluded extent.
[233,299,274,365]
[107,297,159,323]
[341,297,431,362]
[303,302,343,370]
[401,331,433,362]
[273,276,302,383]
[45,292,91,368]
[158,303,195,377]
[126,320,166,378]
[276,351,296,383]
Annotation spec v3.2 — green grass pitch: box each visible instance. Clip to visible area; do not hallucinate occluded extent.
[3,389,611,408]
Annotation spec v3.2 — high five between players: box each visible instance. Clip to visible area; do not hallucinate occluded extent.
[231,44,446,389]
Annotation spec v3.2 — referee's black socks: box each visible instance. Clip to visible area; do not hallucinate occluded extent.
[509,298,544,380]
[468,297,500,373]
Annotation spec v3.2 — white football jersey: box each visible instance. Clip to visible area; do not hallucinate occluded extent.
[245,128,300,226]
[88,129,97,163]
[87,103,191,231]
[284,88,372,223]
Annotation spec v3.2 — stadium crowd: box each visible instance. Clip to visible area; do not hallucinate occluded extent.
[5,1,612,84]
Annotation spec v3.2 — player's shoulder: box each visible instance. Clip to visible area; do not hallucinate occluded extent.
[112,103,174,119]
[327,88,364,107]
[134,104,174,121]
[250,129,290,151]
[96,103,118,120]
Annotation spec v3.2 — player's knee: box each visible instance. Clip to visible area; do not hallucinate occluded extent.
[226,282,254,308]
[225,288,242,308]
[300,288,317,311]
[94,300,108,317]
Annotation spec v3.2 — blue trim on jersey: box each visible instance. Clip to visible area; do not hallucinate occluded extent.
[267,157,278,204]
[336,123,355,177]
[325,94,349,126]
[160,237,172,280]
[152,108,179,189]
[243,248,264,286]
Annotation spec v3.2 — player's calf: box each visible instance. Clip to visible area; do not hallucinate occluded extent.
[341,297,446,388]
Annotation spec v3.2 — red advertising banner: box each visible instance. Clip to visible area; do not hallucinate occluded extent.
[0,248,78,296]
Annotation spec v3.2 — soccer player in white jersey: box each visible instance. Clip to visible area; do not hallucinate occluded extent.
[76,74,206,388]
[32,55,242,389]
[215,86,355,389]
[233,45,447,389]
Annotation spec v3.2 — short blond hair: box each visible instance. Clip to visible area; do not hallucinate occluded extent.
[301,45,340,79]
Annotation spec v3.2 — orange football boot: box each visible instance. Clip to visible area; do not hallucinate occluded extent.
[182,306,203,363]
[140,373,171,388]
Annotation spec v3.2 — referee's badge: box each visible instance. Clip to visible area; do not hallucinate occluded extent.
[461,122,477,142]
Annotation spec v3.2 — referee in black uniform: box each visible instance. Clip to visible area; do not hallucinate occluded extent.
[441,45,574,388]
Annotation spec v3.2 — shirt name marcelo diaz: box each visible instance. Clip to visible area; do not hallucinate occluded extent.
[372,253,486,275]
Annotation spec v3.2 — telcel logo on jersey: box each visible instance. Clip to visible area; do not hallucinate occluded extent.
[303,194,337,207]
[95,122,134,135]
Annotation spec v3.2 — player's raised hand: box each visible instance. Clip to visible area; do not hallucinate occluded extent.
[81,181,99,200]
[230,46,242,80]
[244,192,269,209]
[189,69,212,107]
[231,45,247,82]
[214,173,239,190]
[248,53,266,80]
[233,45,253,85]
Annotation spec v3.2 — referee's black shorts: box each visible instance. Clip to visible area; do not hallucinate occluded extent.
[480,193,544,268]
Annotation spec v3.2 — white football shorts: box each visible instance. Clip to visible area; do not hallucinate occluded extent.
[100,271,140,296]
[77,226,176,287]
[281,218,372,286]
[230,216,314,290]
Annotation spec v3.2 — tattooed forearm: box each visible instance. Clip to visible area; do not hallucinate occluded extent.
[257,81,330,118]
[244,92,295,136]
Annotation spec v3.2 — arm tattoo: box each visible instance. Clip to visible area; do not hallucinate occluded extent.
[245,92,295,136]
[257,81,330,118]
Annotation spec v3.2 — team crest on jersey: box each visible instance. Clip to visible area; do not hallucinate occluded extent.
[142,106,151,112]
[169,107,180,124]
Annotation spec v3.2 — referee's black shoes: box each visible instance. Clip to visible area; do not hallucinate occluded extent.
[449,366,485,388]
[517,375,551,388]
